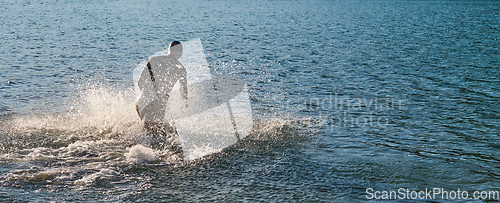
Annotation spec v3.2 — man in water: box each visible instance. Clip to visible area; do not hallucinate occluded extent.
[136,41,188,148]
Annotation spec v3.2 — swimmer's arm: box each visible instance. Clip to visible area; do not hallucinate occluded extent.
[179,65,188,101]
[137,62,150,90]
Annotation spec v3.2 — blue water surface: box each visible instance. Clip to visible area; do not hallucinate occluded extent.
[0,0,499,202]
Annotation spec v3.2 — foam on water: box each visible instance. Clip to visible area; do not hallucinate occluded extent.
[0,84,304,191]
[125,144,158,164]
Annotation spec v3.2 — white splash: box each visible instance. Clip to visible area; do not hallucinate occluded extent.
[125,144,158,164]
[5,88,144,138]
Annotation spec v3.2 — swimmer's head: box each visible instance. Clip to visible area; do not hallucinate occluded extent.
[168,41,183,59]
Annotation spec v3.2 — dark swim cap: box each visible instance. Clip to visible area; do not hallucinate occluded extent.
[171,41,181,46]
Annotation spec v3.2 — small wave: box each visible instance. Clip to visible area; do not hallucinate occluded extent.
[74,168,120,187]
[24,147,57,161]
[247,116,319,142]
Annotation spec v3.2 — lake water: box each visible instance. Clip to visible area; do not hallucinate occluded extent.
[1,0,499,201]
